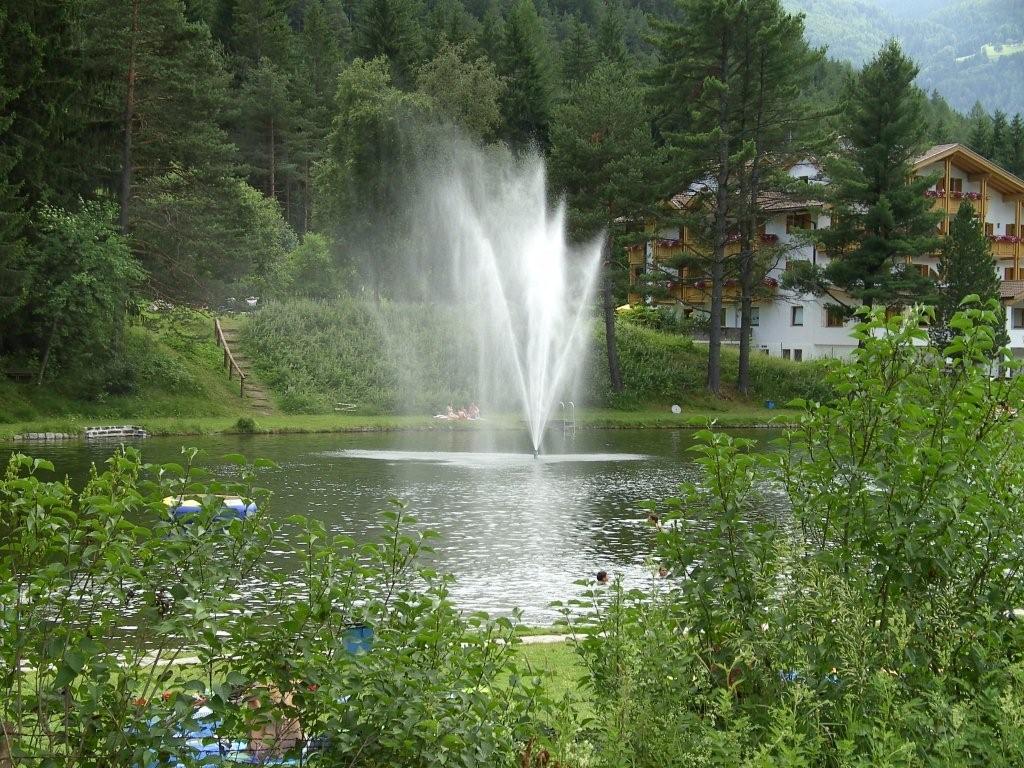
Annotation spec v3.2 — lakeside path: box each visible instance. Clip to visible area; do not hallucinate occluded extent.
[0,406,799,442]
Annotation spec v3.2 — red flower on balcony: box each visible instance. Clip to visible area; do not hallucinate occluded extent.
[990,234,1022,244]
[759,233,780,243]
[925,189,945,199]
[763,276,779,288]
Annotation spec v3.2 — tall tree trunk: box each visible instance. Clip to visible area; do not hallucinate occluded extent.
[303,160,311,234]
[603,238,624,393]
[737,262,753,394]
[37,317,59,386]
[707,35,732,397]
[118,0,141,235]
[268,116,276,200]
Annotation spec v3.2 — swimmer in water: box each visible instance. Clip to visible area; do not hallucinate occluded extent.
[596,570,609,584]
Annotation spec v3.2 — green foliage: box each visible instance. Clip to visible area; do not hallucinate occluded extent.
[812,41,942,307]
[564,302,1024,766]
[935,201,1006,348]
[587,318,834,404]
[0,307,252,421]
[235,416,258,432]
[243,298,830,413]
[25,201,143,383]
[0,448,547,766]
[417,42,506,140]
[315,58,432,295]
[354,0,425,87]
[281,232,344,299]
[497,0,554,149]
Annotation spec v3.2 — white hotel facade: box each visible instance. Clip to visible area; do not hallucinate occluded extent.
[627,144,1024,360]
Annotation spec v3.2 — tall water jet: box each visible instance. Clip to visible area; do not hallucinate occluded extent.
[402,139,604,452]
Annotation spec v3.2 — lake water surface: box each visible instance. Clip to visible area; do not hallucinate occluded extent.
[5,428,781,623]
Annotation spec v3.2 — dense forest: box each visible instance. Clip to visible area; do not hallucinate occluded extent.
[785,0,1024,113]
[1,0,1022,395]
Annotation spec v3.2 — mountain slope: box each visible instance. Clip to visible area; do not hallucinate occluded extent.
[783,0,1024,114]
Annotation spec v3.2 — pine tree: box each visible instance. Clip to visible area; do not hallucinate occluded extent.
[991,109,1009,165]
[424,0,480,58]
[354,0,424,87]
[596,0,627,64]
[238,57,292,202]
[732,0,822,395]
[816,41,941,308]
[231,0,294,67]
[497,0,553,149]
[968,102,993,159]
[549,62,667,393]
[287,0,346,231]
[934,202,1006,350]
[1009,114,1024,176]
[649,0,747,395]
[560,15,598,87]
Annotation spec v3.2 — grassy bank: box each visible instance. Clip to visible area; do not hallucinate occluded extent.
[2,298,818,438]
[0,308,256,428]
[241,297,832,414]
[0,406,799,441]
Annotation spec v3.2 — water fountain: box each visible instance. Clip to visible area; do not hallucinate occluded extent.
[403,140,605,454]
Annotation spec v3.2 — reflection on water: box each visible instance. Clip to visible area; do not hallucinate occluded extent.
[4,428,781,623]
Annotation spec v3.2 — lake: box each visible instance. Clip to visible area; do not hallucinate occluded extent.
[4,427,781,623]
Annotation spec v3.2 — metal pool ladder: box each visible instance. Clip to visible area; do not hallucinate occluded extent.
[559,401,577,438]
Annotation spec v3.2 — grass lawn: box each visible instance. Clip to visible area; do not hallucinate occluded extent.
[515,641,588,707]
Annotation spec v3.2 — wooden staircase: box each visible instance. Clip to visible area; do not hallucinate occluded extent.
[215,317,275,415]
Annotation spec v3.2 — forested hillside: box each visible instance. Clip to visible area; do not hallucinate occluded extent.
[785,0,1024,113]
[1,0,1021,405]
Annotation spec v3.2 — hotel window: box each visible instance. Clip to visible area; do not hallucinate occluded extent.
[786,213,812,233]
[1006,267,1016,281]
[793,349,803,362]
[986,222,994,236]
[1014,308,1024,329]
[825,305,844,327]
[751,306,760,327]
[631,266,644,283]
[1009,224,1018,237]
[915,264,931,278]
[782,348,791,360]
[950,177,963,193]
[720,308,727,328]
[760,348,770,355]
[791,306,804,326]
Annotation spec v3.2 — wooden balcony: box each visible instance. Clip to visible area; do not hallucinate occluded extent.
[991,238,1020,259]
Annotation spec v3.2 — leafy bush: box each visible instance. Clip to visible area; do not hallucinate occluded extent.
[244,298,831,413]
[0,449,547,766]
[562,302,1024,766]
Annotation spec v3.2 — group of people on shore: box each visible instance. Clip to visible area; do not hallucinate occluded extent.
[435,403,481,420]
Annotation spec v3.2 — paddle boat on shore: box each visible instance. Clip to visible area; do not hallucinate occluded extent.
[162,495,258,520]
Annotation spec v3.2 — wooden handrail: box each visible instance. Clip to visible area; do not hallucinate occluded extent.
[214,318,246,397]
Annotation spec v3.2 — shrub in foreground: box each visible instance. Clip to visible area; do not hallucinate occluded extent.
[564,301,1024,766]
[0,449,545,766]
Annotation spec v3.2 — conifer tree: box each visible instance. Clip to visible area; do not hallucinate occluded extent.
[649,0,747,395]
[497,0,553,149]
[560,16,598,87]
[991,110,1009,164]
[425,0,480,58]
[231,0,294,67]
[1009,114,1024,176]
[732,0,822,395]
[596,0,627,64]
[287,0,346,231]
[354,0,424,87]
[934,202,1006,350]
[549,62,667,393]
[814,41,941,308]
[238,57,292,202]
[968,102,993,159]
